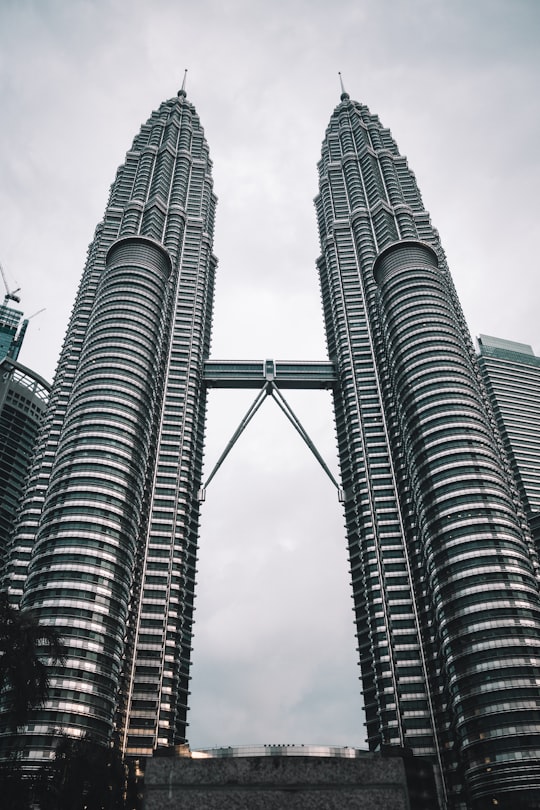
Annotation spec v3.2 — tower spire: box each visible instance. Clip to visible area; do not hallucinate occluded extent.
[178,69,188,97]
[338,72,350,101]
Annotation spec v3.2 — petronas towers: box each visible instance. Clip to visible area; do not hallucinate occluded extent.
[3,84,540,810]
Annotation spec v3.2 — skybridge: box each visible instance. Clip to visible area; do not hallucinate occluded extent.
[203,359,337,389]
[200,358,342,502]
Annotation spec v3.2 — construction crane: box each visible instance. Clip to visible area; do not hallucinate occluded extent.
[0,261,21,304]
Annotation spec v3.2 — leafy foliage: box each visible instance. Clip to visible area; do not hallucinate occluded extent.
[40,736,129,810]
[0,759,33,809]
[0,596,143,808]
[0,592,66,731]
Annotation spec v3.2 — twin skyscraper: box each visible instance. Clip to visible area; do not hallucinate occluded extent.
[3,84,540,809]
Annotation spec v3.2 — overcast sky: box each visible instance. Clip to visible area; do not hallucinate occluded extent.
[1,0,539,751]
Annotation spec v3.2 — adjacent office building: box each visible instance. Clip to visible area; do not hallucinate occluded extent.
[3,86,540,809]
[477,334,540,545]
[0,302,50,577]
[0,298,26,362]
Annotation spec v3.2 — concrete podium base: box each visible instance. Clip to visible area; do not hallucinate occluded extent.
[144,753,415,809]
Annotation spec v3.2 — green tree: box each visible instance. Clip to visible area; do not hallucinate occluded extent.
[0,593,66,808]
[40,736,128,810]
[0,758,33,810]
[0,592,66,731]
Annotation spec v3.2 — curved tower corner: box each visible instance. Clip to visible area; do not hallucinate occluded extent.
[317,93,540,808]
[3,89,217,762]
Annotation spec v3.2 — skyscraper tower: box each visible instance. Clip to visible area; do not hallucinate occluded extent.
[0,298,26,362]
[316,87,540,808]
[0,296,50,579]
[3,84,217,760]
[0,359,50,576]
[477,335,540,544]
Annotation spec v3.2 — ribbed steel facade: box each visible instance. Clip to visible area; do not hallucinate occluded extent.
[316,92,540,808]
[3,89,216,760]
